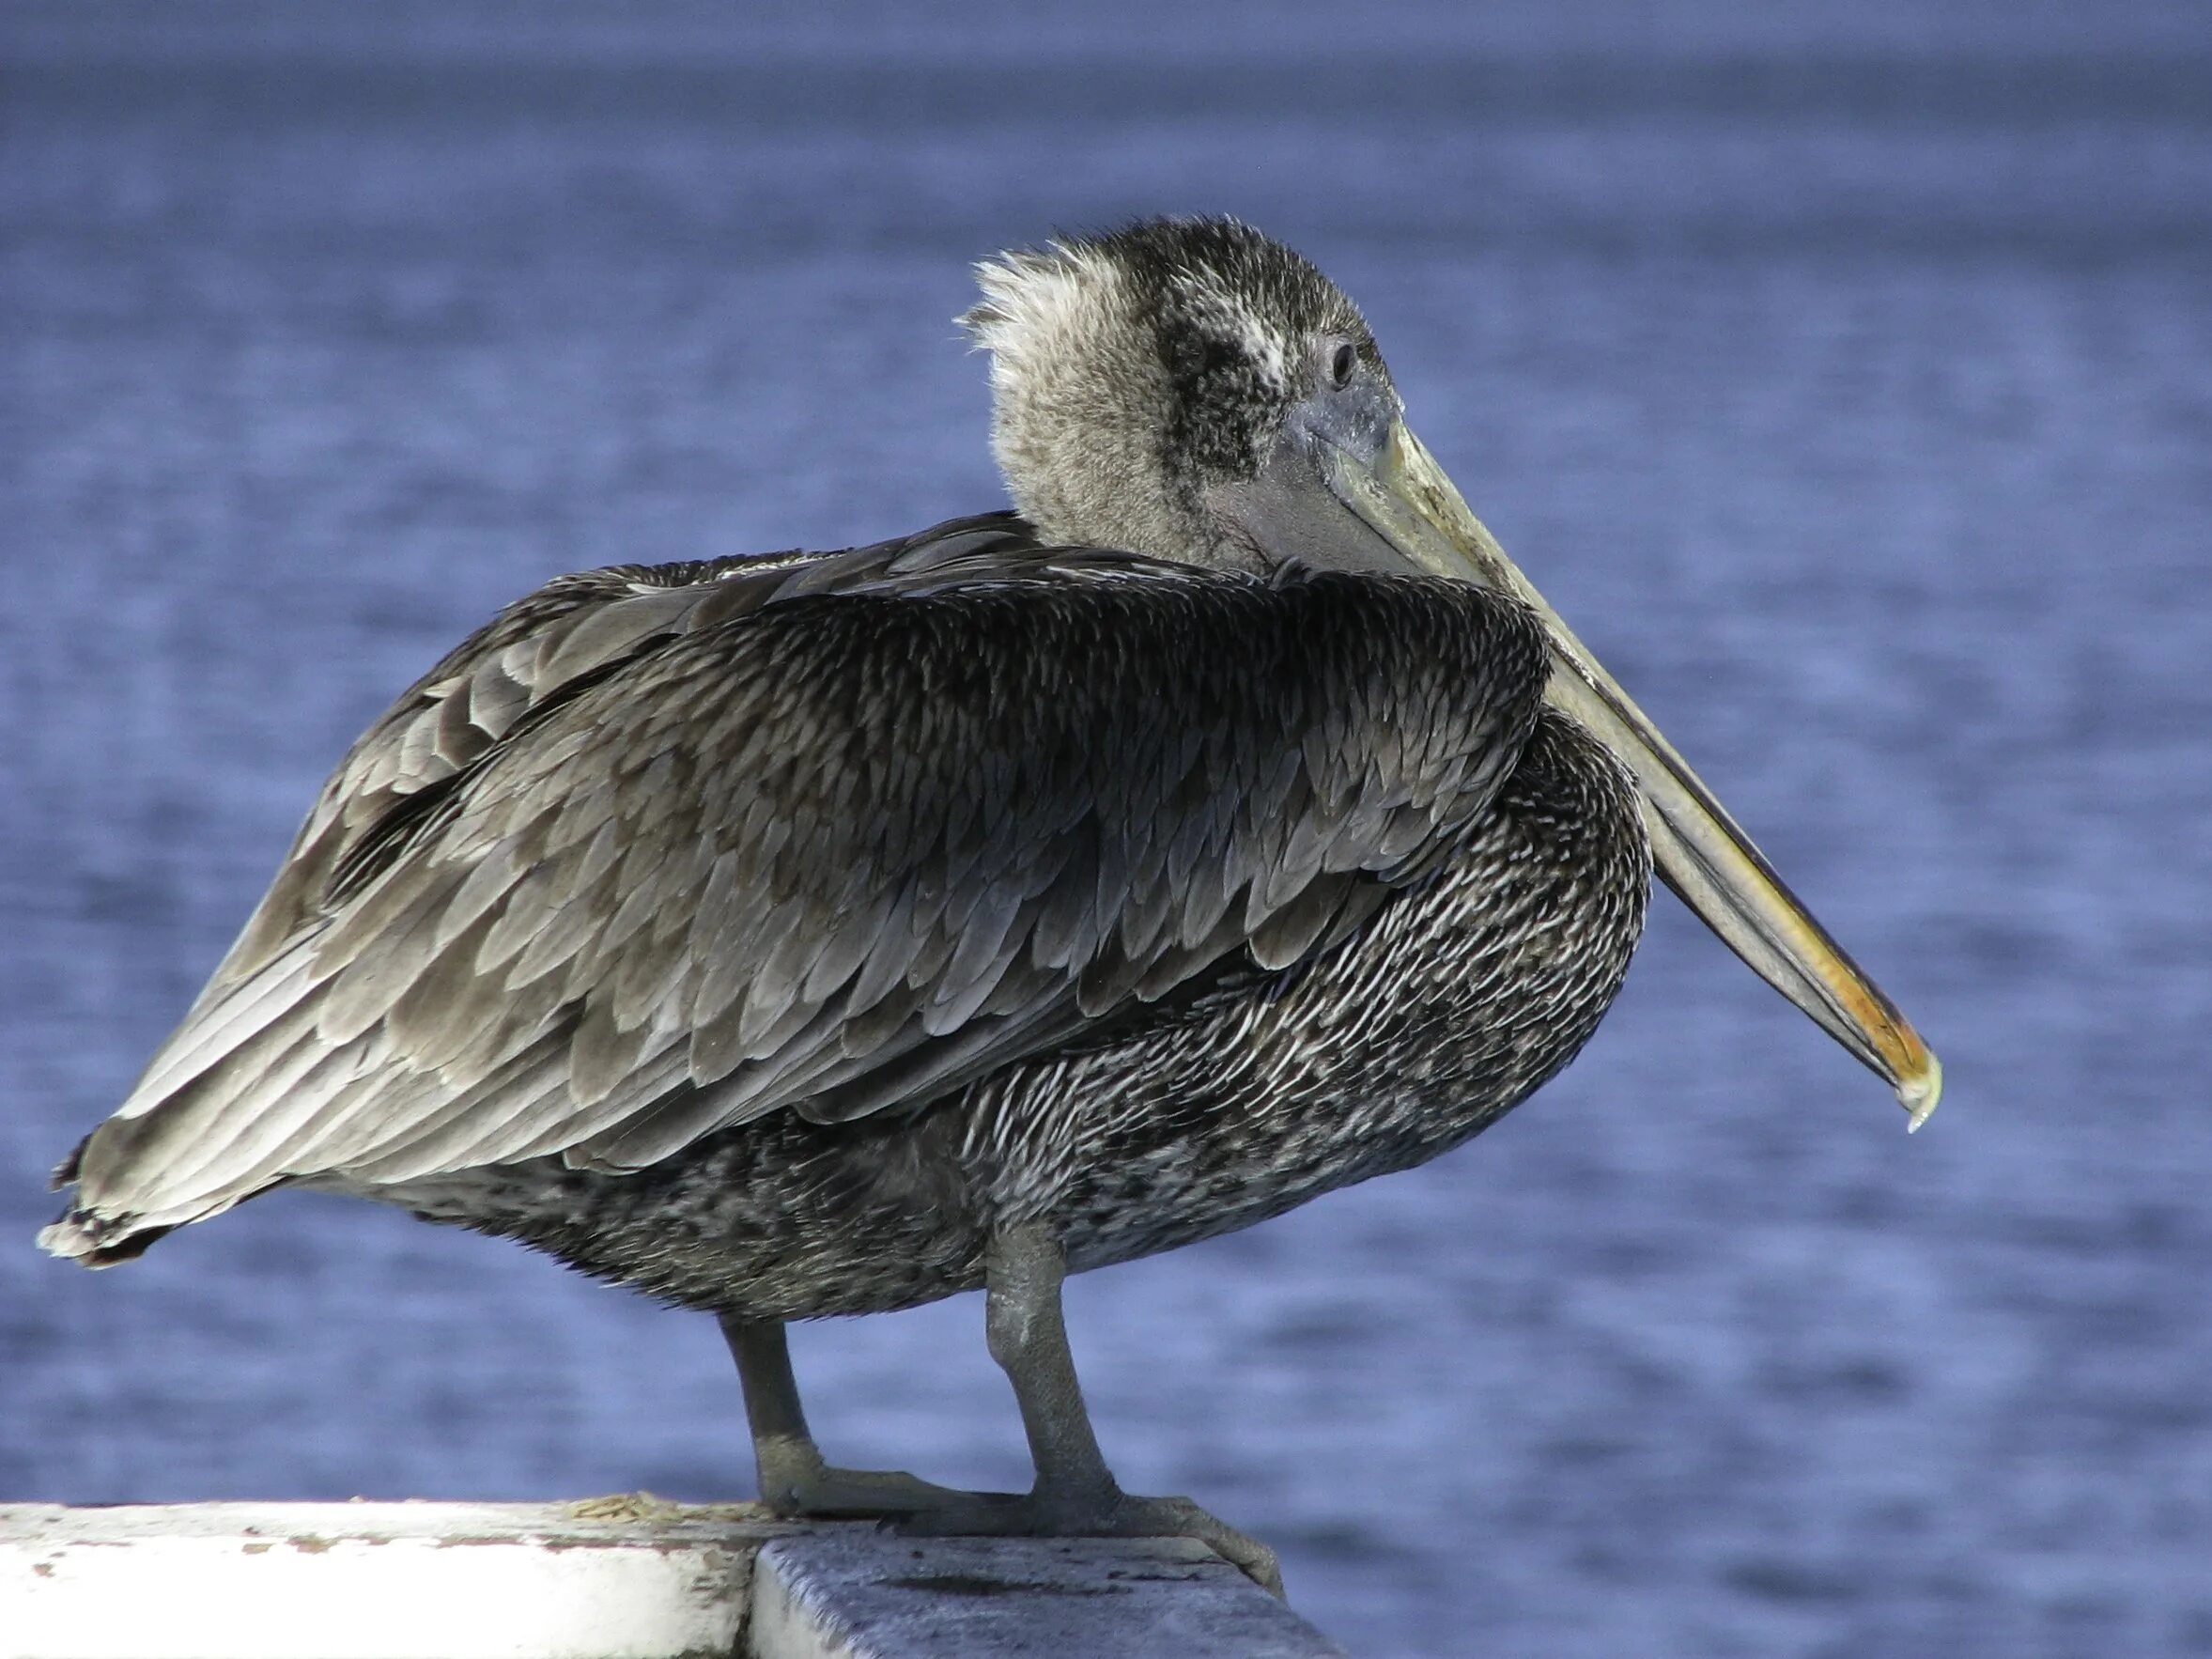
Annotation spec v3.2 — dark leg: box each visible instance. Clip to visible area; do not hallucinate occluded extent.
[905,1222,1284,1596]
[720,1314,972,1516]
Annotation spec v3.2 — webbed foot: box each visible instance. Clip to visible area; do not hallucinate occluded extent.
[753,1434,1015,1518]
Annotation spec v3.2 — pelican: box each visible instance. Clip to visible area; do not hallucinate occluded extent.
[42,217,1939,1591]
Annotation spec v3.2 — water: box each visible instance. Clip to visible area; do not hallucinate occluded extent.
[4,4,2210,1653]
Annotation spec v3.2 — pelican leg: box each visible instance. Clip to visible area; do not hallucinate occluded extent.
[902,1221,1285,1597]
[720,1315,972,1516]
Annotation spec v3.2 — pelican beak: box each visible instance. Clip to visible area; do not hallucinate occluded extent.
[1323,417,1941,1129]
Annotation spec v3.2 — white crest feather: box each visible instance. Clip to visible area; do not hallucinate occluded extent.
[957,242,1199,561]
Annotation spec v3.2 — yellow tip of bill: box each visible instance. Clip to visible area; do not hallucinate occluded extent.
[1899,1053,1943,1133]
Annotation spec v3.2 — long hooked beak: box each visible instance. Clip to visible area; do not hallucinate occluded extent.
[1327,418,1941,1129]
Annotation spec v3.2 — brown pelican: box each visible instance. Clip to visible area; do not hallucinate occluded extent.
[41,218,1939,1592]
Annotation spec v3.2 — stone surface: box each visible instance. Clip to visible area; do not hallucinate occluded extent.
[749,1531,1350,1659]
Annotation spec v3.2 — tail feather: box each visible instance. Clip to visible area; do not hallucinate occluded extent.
[41,1112,258,1268]
[37,1133,157,1267]
[37,1208,178,1268]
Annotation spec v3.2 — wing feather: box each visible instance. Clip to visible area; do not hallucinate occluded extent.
[117,941,321,1117]
[52,513,1550,1258]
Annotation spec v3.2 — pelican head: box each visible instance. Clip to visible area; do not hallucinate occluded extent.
[964,216,1941,1125]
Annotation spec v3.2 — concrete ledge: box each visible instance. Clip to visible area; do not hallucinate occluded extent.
[1,1503,1348,1659]
[752,1530,1349,1659]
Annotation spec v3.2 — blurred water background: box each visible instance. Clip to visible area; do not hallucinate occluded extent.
[4,3,2209,1653]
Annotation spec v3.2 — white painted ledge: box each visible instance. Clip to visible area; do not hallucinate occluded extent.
[1,1502,1349,1659]
[0,1500,778,1659]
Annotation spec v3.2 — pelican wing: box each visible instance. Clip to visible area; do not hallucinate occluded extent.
[54,516,1547,1253]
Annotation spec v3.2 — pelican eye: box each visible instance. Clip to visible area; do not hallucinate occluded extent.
[1327,340,1358,390]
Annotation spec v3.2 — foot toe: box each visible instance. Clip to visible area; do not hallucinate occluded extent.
[1112,1495,1283,1597]
[761,1462,983,1519]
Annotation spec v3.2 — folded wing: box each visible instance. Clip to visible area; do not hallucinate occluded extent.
[47,515,1548,1261]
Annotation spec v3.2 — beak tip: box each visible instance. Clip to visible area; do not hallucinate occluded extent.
[1898,1051,1943,1133]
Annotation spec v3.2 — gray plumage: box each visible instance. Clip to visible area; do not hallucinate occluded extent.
[48,515,1644,1292]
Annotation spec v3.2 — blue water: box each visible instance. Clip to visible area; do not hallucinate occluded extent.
[5,4,2210,1653]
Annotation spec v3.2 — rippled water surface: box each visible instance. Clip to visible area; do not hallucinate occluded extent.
[5,4,2210,1653]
